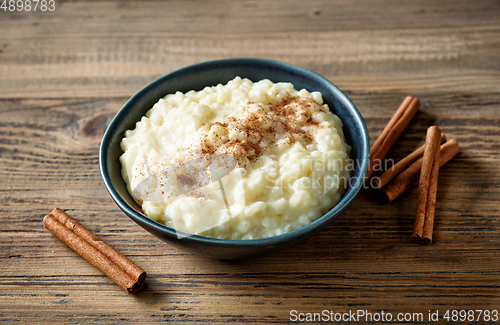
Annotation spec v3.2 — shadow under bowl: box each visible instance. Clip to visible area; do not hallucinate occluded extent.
[100,58,369,259]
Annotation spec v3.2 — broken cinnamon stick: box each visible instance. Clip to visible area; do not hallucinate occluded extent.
[375,133,447,189]
[366,96,420,181]
[380,139,460,202]
[43,208,146,293]
[412,126,442,245]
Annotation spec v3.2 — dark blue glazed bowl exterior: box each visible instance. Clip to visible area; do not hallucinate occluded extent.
[99,58,369,259]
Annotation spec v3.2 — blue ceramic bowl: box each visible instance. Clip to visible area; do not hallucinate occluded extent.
[99,58,369,259]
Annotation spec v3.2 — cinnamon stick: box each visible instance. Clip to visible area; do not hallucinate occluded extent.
[380,139,460,202]
[43,208,146,293]
[370,96,413,157]
[412,126,442,244]
[366,96,420,181]
[375,133,447,189]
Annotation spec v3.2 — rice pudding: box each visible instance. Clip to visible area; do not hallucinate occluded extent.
[120,77,351,239]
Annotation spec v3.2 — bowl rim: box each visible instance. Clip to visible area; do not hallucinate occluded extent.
[99,57,369,247]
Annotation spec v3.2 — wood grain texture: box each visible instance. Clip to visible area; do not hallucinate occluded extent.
[1,0,499,324]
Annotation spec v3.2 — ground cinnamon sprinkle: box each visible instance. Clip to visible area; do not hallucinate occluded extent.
[176,174,198,188]
[199,96,325,167]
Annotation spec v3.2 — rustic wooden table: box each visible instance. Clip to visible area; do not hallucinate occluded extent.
[1,1,499,324]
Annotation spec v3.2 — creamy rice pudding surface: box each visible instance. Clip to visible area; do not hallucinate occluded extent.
[120,77,351,239]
